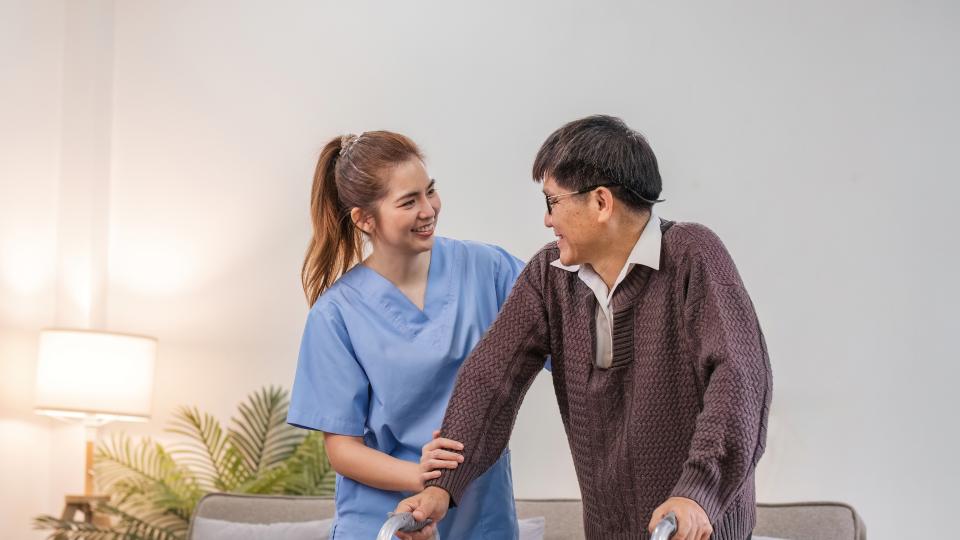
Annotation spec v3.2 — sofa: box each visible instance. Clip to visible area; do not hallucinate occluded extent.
[187,493,866,539]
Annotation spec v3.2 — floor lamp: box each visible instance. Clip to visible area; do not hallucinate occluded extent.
[34,329,157,523]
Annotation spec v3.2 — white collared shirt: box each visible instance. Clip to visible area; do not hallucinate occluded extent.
[550,211,662,368]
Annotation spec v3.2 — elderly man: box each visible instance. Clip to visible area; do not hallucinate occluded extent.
[398,115,772,540]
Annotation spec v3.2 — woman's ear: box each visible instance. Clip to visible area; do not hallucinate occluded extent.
[351,207,375,235]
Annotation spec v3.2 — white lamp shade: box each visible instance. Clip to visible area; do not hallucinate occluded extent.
[35,329,157,422]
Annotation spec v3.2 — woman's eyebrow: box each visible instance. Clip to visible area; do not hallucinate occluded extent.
[394,179,436,202]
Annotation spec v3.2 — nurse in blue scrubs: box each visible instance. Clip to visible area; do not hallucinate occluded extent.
[288,130,522,539]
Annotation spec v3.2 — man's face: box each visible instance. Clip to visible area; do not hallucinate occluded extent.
[542,175,598,266]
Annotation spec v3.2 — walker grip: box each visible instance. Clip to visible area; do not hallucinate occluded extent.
[651,511,678,540]
[376,511,438,540]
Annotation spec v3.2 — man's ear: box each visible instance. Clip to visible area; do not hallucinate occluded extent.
[595,187,615,223]
[351,207,375,235]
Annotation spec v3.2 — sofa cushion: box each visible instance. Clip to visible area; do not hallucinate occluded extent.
[191,516,331,540]
[515,499,583,540]
[754,502,866,540]
[519,516,546,540]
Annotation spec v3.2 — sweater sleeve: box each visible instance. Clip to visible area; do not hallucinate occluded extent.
[670,229,773,524]
[424,249,551,503]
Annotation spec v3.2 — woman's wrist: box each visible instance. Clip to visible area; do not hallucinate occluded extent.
[407,461,425,492]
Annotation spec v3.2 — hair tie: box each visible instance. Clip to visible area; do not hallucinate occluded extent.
[340,133,364,158]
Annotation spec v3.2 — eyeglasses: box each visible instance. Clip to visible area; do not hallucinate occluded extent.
[543,182,664,214]
[544,183,615,214]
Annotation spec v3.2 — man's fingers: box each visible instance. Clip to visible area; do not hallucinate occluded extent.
[397,525,434,540]
[397,525,433,540]
[648,498,710,540]
[675,510,692,540]
[411,524,435,540]
[396,492,446,532]
[647,506,666,533]
[410,499,433,522]
[422,470,442,480]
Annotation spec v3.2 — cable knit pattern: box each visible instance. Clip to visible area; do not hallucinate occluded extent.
[426,220,772,540]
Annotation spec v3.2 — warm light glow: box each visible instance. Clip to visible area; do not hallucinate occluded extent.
[35,329,157,421]
[0,233,55,296]
[110,229,196,295]
[35,409,149,424]
[61,253,93,323]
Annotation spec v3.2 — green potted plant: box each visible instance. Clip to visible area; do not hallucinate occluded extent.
[34,386,335,539]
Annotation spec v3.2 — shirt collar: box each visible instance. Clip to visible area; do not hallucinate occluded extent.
[551,210,662,273]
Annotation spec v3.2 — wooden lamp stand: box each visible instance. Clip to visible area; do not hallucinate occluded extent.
[60,427,111,526]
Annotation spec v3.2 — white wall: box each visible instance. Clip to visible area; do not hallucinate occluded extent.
[2,1,958,538]
[0,1,71,538]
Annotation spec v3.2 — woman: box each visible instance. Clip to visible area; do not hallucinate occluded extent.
[288,130,522,539]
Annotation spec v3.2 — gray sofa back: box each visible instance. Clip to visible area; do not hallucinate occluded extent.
[754,501,866,540]
[188,493,866,539]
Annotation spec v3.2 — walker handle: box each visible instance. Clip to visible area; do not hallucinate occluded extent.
[375,511,439,540]
[651,511,678,540]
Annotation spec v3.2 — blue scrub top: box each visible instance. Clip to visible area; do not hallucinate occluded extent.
[288,237,524,540]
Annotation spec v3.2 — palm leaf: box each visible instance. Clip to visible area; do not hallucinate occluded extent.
[99,503,184,540]
[108,475,196,524]
[33,501,184,540]
[227,386,305,475]
[96,435,171,487]
[231,463,291,494]
[95,434,201,522]
[167,406,246,491]
[34,514,119,540]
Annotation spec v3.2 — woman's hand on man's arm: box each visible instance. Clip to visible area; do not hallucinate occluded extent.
[323,430,465,494]
[323,432,422,492]
[418,430,464,485]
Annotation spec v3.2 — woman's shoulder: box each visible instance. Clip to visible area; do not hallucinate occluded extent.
[437,236,517,268]
[306,266,366,318]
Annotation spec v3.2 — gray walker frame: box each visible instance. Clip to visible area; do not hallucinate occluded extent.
[376,510,678,539]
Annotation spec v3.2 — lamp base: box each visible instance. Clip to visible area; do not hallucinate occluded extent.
[61,494,111,527]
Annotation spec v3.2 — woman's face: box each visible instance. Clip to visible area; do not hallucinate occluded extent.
[364,158,441,255]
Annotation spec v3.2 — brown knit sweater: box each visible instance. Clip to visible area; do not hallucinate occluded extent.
[426,219,773,540]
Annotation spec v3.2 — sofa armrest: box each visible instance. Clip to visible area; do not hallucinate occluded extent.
[755,501,866,540]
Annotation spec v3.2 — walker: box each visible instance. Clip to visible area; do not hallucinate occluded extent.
[376,510,678,539]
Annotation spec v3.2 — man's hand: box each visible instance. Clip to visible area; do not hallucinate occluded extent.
[648,497,712,540]
[394,486,451,540]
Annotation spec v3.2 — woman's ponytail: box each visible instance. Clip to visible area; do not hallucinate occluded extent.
[301,138,364,305]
